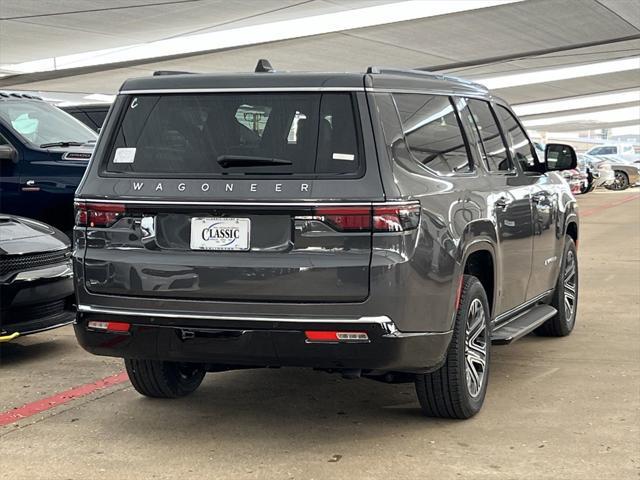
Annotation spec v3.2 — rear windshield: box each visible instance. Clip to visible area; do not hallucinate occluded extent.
[105,93,363,177]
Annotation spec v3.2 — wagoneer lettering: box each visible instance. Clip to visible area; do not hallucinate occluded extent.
[73,64,580,419]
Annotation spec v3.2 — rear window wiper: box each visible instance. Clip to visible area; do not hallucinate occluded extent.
[217,155,292,168]
[40,141,87,148]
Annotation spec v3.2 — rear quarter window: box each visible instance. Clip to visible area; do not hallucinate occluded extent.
[392,93,472,175]
[104,92,363,178]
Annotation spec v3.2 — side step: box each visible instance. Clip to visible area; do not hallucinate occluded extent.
[491,304,557,345]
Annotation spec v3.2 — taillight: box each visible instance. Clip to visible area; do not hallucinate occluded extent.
[313,207,371,231]
[75,202,126,228]
[373,203,420,232]
[305,203,420,232]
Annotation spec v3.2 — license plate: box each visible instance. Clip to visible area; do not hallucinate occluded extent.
[190,217,251,251]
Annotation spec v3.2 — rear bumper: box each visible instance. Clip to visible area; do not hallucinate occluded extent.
[74,307,452,373]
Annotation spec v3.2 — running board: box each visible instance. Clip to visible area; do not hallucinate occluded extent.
[491,304,557,345]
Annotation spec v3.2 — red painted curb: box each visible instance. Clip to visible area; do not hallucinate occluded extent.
[581,193,640,217]
[0,371,129,427]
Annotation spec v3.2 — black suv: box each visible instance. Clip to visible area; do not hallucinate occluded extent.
[73,65,579,419]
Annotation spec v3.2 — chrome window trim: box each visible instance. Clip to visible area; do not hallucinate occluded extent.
[77,304,392,325]
[119,87,365,94]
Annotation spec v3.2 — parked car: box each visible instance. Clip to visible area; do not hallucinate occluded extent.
[60,103,111,132]
[0,215,74,342]
[585,143,637,159]
[593,155,640,191]
[73,65,580,419]
[0,92,97,234]
[577,154,615,193]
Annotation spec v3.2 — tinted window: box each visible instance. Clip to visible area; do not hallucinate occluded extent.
[496,105,539,172]
[106,93,361,177]
[464,99,511,172]
[393,93,471,174]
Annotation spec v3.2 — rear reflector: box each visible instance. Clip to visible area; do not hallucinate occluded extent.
[75,202,126,228]
[307,202,420,232]
[305,331,369,343]
[87,321,130,333]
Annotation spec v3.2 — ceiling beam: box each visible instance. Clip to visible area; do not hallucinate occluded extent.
[419,33,640,72]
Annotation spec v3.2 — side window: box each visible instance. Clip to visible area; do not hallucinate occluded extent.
[392,93,471,174]
[0,132,16,176]
[602,147,616,155]
[495,105,539,172]
[463,99,512,172]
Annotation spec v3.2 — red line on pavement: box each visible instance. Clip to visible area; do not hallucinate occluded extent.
[581,193,640,217]
[0,372,129,427]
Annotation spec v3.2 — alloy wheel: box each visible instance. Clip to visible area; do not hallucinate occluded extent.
[563,250,577,325]
[464,298,487,398]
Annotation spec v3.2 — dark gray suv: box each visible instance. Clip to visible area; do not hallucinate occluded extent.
[73,65,579,419]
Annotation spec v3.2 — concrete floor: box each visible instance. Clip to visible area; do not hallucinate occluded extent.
[1,190,638,480]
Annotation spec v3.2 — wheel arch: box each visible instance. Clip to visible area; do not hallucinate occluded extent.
[461,240,497,318]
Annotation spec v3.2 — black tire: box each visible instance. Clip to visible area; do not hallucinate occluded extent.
[605,171,629,191]
[536,236,578,337]
[415,275,491,419]
[124,359,206,398]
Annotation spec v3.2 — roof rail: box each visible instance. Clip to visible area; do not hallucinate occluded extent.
[153,70,195,76]
[365,66,488,91]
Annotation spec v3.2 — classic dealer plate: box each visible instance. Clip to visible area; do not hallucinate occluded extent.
[190,217,251,251]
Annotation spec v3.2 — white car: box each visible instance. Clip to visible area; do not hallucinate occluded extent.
[585,143,637,160]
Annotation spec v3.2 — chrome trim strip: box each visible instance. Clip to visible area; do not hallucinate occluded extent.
[494,290,553,324]
[13,317,75,336]
[77,198,375,207]
[11,262,73,283]
[76,198,418,207]
[120,87,365,94]
[77,305,393,324]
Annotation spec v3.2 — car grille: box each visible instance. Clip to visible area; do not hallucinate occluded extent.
[3,299,67,326]
[0,249,71,277]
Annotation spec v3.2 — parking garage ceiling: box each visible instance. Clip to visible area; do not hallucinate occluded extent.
[0,0,638,130]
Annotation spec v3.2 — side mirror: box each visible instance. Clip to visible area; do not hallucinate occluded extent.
[0,144,17,162]
[544,143,577,171]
